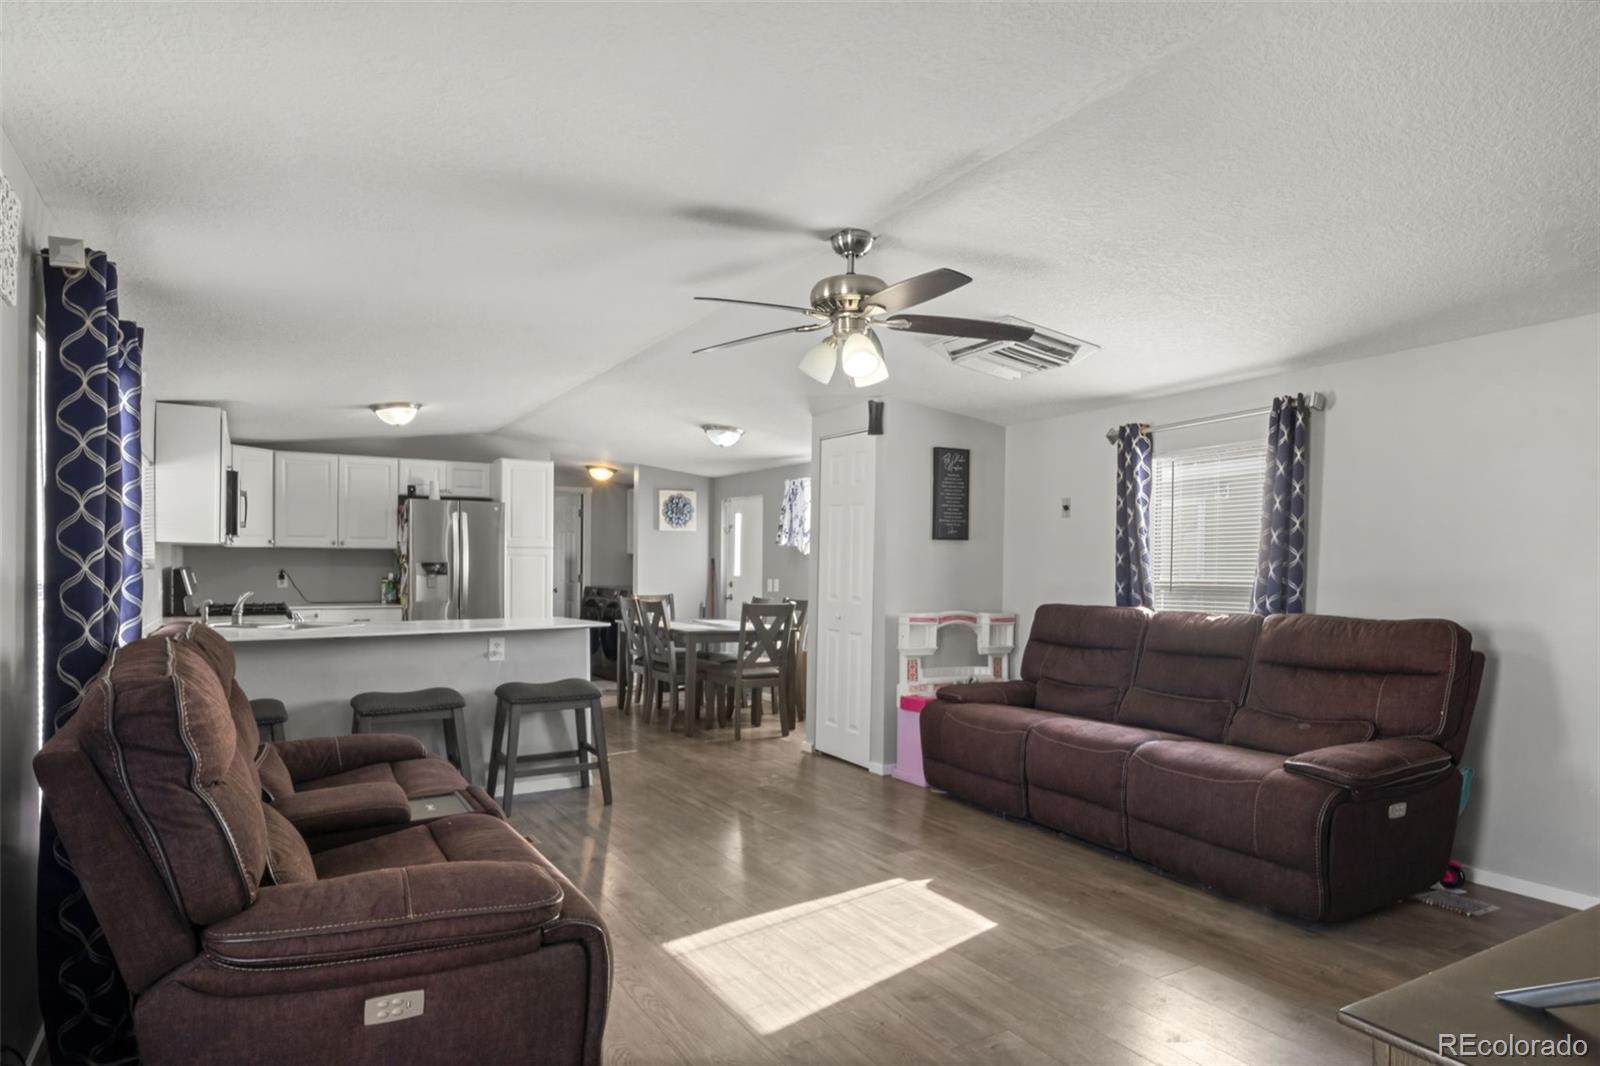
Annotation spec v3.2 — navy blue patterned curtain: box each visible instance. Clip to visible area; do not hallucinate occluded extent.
[37,249,144,1065]
[1114,423,1154,608]
[1251,394,1309,615]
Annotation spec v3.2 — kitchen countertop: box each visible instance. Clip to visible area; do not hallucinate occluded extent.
[161,617,606,643]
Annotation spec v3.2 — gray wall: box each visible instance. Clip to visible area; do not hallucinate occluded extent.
[632,464,712,618]
[238,431,553,464]
[805,400,1006,770]
[0,130,54,1058]
[1004,313,1600,908]
[709,461,813,607]
[179,546,398,610]
[554,467,632,590]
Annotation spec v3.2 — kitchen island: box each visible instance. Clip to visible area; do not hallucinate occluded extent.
[190,616,606,794]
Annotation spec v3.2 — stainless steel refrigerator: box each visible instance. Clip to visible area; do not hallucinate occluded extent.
[400,498,504,621]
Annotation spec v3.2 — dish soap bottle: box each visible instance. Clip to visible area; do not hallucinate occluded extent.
[382,573,397,605]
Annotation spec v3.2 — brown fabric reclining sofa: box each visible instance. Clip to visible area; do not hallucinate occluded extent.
[34,622,609,1064]
[922,605,1482,921]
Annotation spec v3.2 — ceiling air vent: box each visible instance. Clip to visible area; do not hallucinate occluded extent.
[932,318,1098,381]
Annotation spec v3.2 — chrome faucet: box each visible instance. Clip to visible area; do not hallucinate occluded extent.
[232,591,254,626]
[196,598,214,622]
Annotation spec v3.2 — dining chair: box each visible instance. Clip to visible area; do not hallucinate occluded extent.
[615,596,649,716]
[636,593,675,621]
[755,597,809,722]
[638,597,693,729]
[703,602,795,739]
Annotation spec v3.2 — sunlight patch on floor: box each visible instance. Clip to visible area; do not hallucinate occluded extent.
[663,878,996,1034]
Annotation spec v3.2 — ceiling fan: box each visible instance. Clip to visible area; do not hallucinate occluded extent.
[692,228,1033,387]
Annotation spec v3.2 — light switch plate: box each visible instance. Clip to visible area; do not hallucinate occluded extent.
[364,989,424,1025]
[487,637,506,661]
[1060,497,1072,518]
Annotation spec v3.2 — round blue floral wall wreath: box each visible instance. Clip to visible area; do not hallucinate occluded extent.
[660,490,696,531]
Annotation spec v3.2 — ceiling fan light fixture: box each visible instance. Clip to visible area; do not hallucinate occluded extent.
[702,424,744,448]
[839,329,884,379]
[798,337,838,384]
[370,402,421,427]
[586,465,617,483]
[850,359,890,388]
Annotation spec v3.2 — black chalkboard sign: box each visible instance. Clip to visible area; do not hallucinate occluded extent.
[932,447,970,540]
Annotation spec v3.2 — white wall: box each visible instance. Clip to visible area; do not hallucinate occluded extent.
[1002,314,1600,906]
[709,461,813,606]
[553,467,632,590]
[807,400,1006,769]
[0,130,55,1058]
[631,464,711,617]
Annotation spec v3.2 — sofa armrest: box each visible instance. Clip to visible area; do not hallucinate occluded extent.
[1284,738,1453,791]
[270,782,412,837]
[935,680,1036,707]
[202,861,564,968]
[272,734,429,784]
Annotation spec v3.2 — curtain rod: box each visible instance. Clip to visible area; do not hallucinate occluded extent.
[1104,391,1324,443]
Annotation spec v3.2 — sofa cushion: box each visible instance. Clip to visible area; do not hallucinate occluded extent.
[1241,614,1473,743]
[930,703,1059,785]
[313,813,549,879]
[301,755,471,799]
[1117,611,1261,740]
[935,680,1037,707]
[1025,717,1183,850]
[1020,605,1148,721]
[1226,706,1376,755]
[261,805,316,885]
[74,636,268,924]
[1126,740,1343,871]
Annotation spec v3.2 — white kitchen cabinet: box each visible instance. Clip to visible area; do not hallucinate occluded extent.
[229,444,275,547]
[494,459,554,548]
[398,458,446,497]
[274,452,339,547]
[292,605,403,624]
[337,456,400,549]
[446,461,492,496]
[505,546,553,622]
[155,402,230,545]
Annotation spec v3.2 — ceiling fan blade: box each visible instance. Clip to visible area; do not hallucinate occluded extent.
[691,322,826,355]
[673,204,834,239]
[865,268,972,314]
[694,296,826,318]
[881,314,1034,342]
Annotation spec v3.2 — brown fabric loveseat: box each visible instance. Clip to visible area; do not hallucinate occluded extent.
[34,623,610,1065]
[922,605,1482,921]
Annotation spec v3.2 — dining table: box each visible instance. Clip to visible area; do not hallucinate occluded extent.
[669,617,743,737]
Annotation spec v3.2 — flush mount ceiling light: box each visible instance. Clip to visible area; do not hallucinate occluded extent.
[702,424,744,448]
[370,402,421,427]
[586,465,617,482]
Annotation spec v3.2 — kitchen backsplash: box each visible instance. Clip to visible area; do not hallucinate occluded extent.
[179,546,398,608]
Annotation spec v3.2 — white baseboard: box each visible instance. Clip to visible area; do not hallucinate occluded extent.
[1463,865,1600,911]
[868,760,895,776]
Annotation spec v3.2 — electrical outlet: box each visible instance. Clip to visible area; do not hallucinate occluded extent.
[487,637,506,662]
[276,569,289,589]
[1060,498,1072,519]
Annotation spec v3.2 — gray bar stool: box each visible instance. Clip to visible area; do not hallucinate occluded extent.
[350,687,472,784]
[250,698,288,743]
[488,679,611,814]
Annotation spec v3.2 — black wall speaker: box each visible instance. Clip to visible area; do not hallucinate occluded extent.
[867,400,885,436]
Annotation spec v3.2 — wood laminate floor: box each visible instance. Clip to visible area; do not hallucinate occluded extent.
[512,690,1569,1066]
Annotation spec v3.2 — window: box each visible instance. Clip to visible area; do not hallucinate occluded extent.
[1149,438,1267,613]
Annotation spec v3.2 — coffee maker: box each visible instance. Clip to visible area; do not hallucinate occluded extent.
[162,566,199,618]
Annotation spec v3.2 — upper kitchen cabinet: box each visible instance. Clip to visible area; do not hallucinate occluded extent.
[398,458,445,497]
[337,456,400,548]
[155,402,230,545]
[229,444,275,547]
[494,459,553,547]
[445,461,492,497]
[274,452,339,547]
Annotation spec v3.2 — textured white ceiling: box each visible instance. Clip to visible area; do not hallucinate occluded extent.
[5,3,1597,476]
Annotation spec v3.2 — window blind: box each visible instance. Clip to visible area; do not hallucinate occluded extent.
[1150,439,1267,613]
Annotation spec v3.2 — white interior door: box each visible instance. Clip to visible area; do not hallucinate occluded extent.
[721,495,764,618]
[553,490,584,618]
[816,433,875,768]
